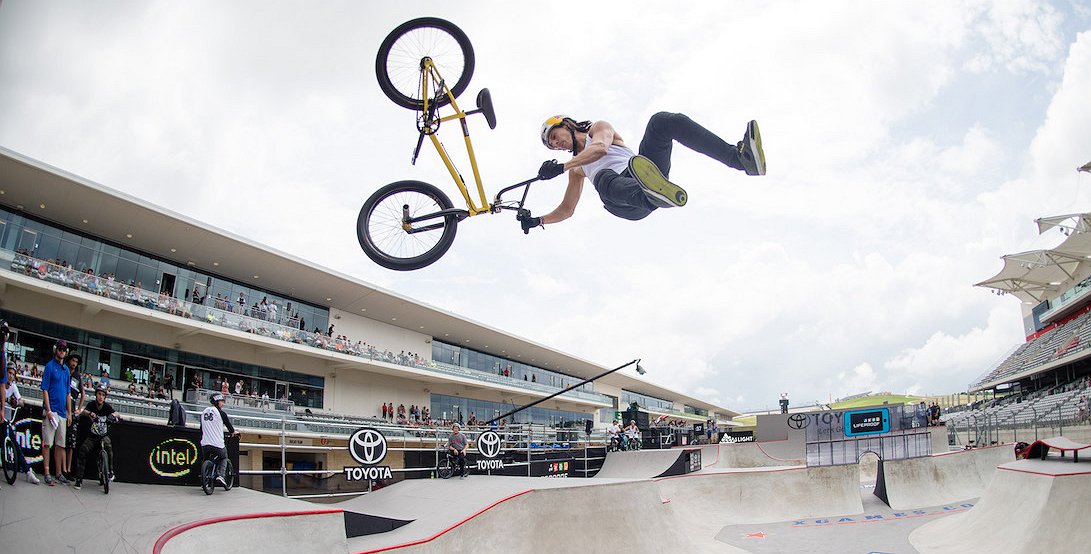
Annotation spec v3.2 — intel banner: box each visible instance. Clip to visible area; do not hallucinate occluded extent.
[8,405,238,485]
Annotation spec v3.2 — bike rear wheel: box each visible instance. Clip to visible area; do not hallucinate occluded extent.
[2,434,18,485]
[438,457,454,479]
[99,449,110,494]
[376,17,475,110]
[201,460,214,495]
[358,181,460,271]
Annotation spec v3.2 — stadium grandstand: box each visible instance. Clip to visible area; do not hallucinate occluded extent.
[948,168,1091,446]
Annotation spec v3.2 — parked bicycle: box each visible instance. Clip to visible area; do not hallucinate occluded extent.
[86,412,118,494]
[201,451,234,495]
[2,405,25,485]
[358,17,542,270]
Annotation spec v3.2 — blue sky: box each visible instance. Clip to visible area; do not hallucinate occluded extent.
[2,1,1091,411]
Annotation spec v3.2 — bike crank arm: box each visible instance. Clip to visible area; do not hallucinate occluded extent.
[402,207,470,234]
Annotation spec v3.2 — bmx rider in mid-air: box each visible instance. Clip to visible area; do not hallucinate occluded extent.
[521,112,765,230]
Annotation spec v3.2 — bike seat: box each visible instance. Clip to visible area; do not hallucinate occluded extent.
[476,88,496,129]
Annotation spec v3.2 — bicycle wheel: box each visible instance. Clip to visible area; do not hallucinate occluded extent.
[438,457,453,479]
[99,449,110,494]
[358,181,459,271]
[376,17,475,110]
[2,434,18,485]
[201,460,214,495]
[223,460,234,491]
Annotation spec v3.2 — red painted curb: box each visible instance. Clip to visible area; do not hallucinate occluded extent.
[152,509,343,554]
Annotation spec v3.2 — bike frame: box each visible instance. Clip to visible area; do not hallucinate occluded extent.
[419,58,491,216]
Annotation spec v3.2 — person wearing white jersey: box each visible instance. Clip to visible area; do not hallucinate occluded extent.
[523,113,765,228]
[200,392,238,489]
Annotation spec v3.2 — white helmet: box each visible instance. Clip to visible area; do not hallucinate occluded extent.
[540,115,574,150]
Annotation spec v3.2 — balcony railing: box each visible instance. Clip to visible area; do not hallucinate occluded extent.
[4,250,610,405]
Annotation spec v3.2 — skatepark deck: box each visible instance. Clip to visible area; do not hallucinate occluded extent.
[5,443,1089,553]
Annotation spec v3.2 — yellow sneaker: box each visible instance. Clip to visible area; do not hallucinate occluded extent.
[628,155,687,207]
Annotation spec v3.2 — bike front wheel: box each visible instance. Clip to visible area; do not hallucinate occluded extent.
[358,181,460,271]
[99,449,110,494]
[223,460,234,491]
[2,434,18,485]
[201,460,214,495]
[376,17,475,110]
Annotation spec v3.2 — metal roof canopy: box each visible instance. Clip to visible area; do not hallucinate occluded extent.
[975,213,1091,303]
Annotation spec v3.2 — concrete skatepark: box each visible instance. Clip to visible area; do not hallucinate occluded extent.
[3,432,1089,553]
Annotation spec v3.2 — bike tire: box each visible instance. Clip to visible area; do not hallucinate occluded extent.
[2,435,18,485]
[201,460,214,495]
[376,17,475,110]
[99,449,110,494]
[357,181,459,271]
[438,457,453,479]
[223,460,234,491]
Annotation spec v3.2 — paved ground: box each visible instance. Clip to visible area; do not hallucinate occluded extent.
[4,444,1087,553]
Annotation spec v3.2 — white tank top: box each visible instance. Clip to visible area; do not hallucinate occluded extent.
[580,135,635,182]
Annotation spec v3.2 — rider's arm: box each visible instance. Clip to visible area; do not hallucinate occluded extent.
[540,169,585,225]
[563,120,616,170]
[218,408,237,435]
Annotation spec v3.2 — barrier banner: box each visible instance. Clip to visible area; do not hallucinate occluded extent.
[7,404,238,485]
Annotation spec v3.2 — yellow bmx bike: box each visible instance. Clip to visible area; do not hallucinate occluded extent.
[359,18,542,270]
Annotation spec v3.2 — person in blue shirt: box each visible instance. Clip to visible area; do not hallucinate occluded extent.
[40,339,74,486]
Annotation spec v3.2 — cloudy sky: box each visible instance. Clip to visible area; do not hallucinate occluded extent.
[2,1,1091,412]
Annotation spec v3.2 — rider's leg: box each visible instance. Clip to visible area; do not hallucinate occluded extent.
[103,436,114,477]
[214,446,229,480]
[591,170,656,220]
[638,112,746,174]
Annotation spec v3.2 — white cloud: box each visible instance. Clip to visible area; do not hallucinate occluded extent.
[0,1,1089,413]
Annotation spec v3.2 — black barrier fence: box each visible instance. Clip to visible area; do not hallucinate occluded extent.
[402,448,577,478]
[7,404,239,485]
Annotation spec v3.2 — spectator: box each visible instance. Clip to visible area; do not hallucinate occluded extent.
[128,381,137,395]
[99,365,111,389]
[40,340,74,485]
[64,352,85,480]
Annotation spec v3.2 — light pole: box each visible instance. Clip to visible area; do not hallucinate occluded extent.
[483,358,644,426]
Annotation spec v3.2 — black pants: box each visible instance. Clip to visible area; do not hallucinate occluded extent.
[449,450,466,472]
[74,435,113,480]
[593,112,744,220]
[202,445,229,479]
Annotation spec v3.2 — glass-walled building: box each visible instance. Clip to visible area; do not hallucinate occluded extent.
[429,393,587,427]
[0,206,330,333]
[431,339,595,393]
[621,389,675,412]
[2,311,325,408]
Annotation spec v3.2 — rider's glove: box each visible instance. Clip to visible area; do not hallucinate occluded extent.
[538,160,565,180]
[517,210,543,235]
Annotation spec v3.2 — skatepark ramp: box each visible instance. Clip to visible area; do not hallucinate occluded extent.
[910,457,1091,553]
[658,464,863,528]
[592,448,688,478]
[711,440,804,468]
[873,444,1013,509]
